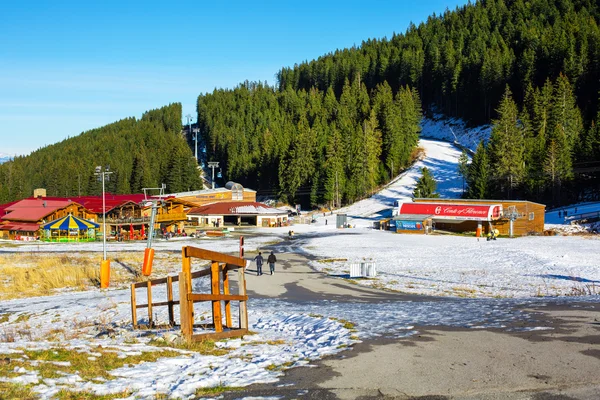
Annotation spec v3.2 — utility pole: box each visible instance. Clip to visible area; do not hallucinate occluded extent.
[335,170,339,209]
[95,165,112,288]
[208,161,219,189]
[192,128,200,162]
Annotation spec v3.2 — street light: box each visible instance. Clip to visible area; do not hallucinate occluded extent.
[192,128,200,161]
[95,165,113,288]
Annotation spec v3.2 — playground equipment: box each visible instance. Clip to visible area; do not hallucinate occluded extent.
[131,245,248,342]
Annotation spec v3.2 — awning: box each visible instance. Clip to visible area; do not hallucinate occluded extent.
[42,214,100,230]
[397,202,503,222]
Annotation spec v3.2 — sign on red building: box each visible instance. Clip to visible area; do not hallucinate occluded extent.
[397,202,502,221]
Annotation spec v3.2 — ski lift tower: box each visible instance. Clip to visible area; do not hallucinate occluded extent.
[503,205,523,238]
[208,161,219,189]
[141,184,167,276]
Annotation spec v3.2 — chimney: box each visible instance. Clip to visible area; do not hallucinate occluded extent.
[34,188,47,199]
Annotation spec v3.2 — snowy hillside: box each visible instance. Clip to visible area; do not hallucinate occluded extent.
[421,114,491,152]
[337,138,464,225]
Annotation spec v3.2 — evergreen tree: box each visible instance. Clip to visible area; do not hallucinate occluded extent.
[413,167,439,198]
[466,141,490,199]
[457,149,470,195]
[487,86,525,198]
[130,148,153,193]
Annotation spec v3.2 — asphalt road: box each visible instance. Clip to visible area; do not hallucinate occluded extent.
[213,245,600,400]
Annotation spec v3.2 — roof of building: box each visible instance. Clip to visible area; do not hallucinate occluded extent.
[188,201,286,216]
[0,222,42,232]
[166,186,256,197]
[66,194,149,213]
[415,198,546,207]
[2,198,77,222]
[0,200,18,217]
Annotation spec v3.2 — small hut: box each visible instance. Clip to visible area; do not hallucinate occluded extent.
[42,214,99,242]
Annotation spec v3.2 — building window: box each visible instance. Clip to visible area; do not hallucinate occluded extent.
[529,212,534,221]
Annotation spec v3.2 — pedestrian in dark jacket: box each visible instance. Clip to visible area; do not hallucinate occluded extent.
[254,252,264,276]
[267,251,277,275]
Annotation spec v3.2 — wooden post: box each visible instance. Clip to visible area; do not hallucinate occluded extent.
[130,283,137,329]
[179,272,192,341]
[182,247,192,289]
[167,276,174,326]
[211,261,223,332]
[238,266,248,330]
[222,263,232,328]
[147,281,153,327]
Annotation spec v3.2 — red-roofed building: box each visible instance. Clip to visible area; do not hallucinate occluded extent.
[0,198,93,240]
[187,201,288,227]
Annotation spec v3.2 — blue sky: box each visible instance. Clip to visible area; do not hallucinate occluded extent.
[0,0,468,156]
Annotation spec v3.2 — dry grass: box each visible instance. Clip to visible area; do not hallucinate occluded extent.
[0,253,145,300]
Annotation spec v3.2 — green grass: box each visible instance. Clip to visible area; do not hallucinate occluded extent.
[0,381,37,400]
[21,347,181,380]
[329,317,356,330]
[148,338,230,356]
[195,385,244,397]
[54,389,133,400]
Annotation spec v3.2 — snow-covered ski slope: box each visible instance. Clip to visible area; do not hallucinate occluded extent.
[338,118,472,225]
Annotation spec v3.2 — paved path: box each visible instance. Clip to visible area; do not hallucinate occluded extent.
[226,247,600,400]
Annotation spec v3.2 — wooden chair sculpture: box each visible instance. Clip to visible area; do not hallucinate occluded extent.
[131,246,248,342]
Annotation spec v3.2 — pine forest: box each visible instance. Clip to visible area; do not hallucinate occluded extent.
[1,0,600,207]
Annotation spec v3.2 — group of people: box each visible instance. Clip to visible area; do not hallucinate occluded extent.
[253,251,277,276]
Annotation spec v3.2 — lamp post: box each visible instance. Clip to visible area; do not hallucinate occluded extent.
[192,128,200,162]
[95,165,112,287]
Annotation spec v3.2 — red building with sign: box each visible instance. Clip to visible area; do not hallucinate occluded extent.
[392,199,545,236]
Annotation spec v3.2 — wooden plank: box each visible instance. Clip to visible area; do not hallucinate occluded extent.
[147,281,153,327]
[131,283,137,329]
[167,276,174,326]
[223,263,232,328]
[184,246,246,268]
[211,261,223,333]
[238,267,248,330]
[224,263,245,272]
[191,268,212,279]
[179,272,192,341]
[136,301,179,309]
[191,328,248,342]
[188,294,248,302]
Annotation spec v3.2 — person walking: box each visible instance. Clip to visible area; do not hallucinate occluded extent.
[254,252,264,276]
[267,251,277,275]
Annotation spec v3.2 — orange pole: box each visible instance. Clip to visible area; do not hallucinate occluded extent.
[100,259,111,288]
[142,248,155,276]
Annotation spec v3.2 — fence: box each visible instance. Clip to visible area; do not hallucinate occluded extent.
[131,246,248,341]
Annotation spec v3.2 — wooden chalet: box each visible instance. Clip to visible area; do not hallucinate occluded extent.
[0,198,93,240]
